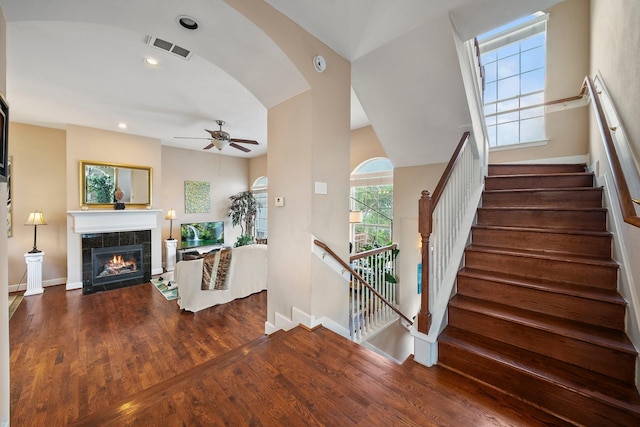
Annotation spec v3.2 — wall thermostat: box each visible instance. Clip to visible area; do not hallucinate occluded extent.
[313,55,326,73]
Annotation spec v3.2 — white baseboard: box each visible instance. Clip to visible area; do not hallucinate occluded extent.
[9,277,66,293]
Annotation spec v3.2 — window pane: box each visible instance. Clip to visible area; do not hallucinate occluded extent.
[485,114,496,126]
[487,125,497,147]
[481,51,497,64]
[496,98,518,113]
[520,117,545,142]
[521,68,545,94]
[498,75,519,99]
[484,102,497,116]
[483,61,497,83]
[484,81,497,103]
[497,55,520,79]
[497,121,519,146]
[520,92,544,108]
[496,111,519,125]
[497,43,519,59]
[521,33,545,51]
[521,45,544,73]
[521,106,544,120]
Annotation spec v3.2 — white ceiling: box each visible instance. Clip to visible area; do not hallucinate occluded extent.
[0,0,563,165]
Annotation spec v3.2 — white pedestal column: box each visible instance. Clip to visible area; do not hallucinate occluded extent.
[24,252,45,296]
[165,239,177,272]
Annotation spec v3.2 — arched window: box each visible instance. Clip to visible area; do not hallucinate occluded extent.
[252,176,268,241]
[350,158,393,252]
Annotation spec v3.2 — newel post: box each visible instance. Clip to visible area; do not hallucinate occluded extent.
[418,190,432,334]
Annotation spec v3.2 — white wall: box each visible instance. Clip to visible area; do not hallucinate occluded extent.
[0,5,9,424]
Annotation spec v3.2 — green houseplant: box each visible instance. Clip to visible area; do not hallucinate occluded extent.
[228,190,258,247]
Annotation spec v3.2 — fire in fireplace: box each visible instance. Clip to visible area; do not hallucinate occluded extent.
[92,244,144,286]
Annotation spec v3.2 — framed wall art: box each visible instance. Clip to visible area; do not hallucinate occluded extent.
[0,93,8,181]
[184,180,210,213]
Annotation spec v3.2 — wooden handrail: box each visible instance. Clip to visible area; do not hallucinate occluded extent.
[417,132,471,334]
[313,239,413,326]
[584,76,640,227]
[350,244,397,263]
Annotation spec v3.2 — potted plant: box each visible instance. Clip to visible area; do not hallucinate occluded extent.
[228,190,258,247]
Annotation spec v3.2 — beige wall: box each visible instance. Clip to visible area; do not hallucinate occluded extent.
[589,0,640,377]
[489,0,590,164]
[249,154,267,186]
[8,123,67,286]
[350,126,386,172]
[161,145,249,248]
[0,6,8,424]
[393,163,447,316]
[228,0,351,331]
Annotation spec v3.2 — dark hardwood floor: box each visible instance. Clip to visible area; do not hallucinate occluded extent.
[10,283,571,426]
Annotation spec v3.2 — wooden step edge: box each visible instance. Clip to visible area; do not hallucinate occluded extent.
[458,267,626,306]
[472,224,612,238]
[485,172,594,179]
[466,244,619,268]
[450,296,637,356]
[478,206,607,213]
[483,187,603,194]
[440,327,640,410]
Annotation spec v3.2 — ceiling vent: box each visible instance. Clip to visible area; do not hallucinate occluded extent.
[146,36,193,60]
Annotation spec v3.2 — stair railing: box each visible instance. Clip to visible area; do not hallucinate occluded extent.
[417,131,484,335]
[585,75,640,227]
[313,239,413,342]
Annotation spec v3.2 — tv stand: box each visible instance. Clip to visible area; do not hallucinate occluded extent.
[177,244,224,261]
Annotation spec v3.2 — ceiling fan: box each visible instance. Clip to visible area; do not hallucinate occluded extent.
[175,120,259,153]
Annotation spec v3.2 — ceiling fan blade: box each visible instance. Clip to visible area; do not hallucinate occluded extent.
[230,138,259,145]
[230,142,251,153]
[203,142,215,150]
[174,136,213,140]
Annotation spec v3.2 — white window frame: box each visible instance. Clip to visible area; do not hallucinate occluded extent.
[479,13,549,149]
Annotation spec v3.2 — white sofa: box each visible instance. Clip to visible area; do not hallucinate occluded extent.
[174,244,267,312]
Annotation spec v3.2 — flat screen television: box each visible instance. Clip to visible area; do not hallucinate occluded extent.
[180,221,224,249]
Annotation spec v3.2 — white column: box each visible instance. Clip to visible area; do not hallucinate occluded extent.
[165,239,177,272]
[24,252,45,296]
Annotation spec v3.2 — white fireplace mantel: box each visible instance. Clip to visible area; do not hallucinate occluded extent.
[68,209,162,234]
[66,209,164,290]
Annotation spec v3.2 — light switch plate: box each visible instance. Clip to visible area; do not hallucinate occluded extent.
[314,181,328,194]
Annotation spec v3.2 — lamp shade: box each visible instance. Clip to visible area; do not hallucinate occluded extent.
[165,209,177,220]
[25,211,47,226]
[349,210,363,224]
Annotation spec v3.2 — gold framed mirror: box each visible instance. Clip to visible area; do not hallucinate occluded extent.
[80,160,152,209]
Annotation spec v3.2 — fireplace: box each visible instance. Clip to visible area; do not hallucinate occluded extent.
[82,230,151,294]
[92,244,144,285]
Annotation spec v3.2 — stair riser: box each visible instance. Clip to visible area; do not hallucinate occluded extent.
[485,175,593,190]
[477,208,607,231]
[438,340,637,426]
[457,275,625,330]
[482,189,602,208]
[471,228,611,258]
[488,164,587,176]
[448,306,635,382]
[465,251,617,289]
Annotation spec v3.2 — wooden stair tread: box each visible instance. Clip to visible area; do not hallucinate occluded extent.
[440,327,640,410]
[466,244,619,268]
[449,295,636,355]
[485,172,593,179]
[483,186,603,194]
[479,206,607,213]
[458,267,625,305]
[472,224,612,238]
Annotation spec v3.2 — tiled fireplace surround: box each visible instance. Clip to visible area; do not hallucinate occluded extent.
[67,210,163,291]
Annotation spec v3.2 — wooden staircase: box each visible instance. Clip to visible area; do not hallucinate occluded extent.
[438,163,640,426]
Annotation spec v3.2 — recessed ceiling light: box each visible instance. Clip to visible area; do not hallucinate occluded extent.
[144,57,158,66]
[177,15,199,31]
[118,123,127,129]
